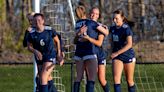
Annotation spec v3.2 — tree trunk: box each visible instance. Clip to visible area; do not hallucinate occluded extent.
[140,0,146,38]
[128,0,133,20]
[99,0,104,23]
[140,0,145,17]
[0,0,6,49]
[6,0,14,25]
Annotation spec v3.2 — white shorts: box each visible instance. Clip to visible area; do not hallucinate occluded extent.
[74,54,97,61]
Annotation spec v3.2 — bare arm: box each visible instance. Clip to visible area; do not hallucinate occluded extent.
[53,35,61,56]
[83,34,104,47]
[54,35,65,66]
[97,25,109,36]
[27,42,42,60]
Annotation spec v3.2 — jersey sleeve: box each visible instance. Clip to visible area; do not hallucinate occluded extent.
[57,34,65,52]
[27,32,33,44]
[125,27,133,37]
[94,21,99,28]
[51,29,57,37]
[23,30,29,47]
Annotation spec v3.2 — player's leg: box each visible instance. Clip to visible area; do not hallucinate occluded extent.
[48,75,57,92]
[85,59,97,92]
[36,64,42,92]
[74,60,85,92]
[41,62,55,92]
[112,59,124,92]
[98,63,110,92]
[124,60,136,92]
[33,56,38,92]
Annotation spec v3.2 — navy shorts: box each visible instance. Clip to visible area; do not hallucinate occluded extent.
[35,56,56,65]
[98,58,106,65]
[113,54,136,63]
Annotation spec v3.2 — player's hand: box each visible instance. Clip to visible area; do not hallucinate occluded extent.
[62,52,65,58]
[34,50,42,60]
[79,25,87,36]
[59,59,64,66]
[57,55,64,66]
[83,35,90,40]
[111,52,119,59]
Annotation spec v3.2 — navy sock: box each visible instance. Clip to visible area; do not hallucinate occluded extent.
[102,82,110,92]
[35,77,40,92]
[41,84,48,92]
[128,84,135,92]
[73,82,80,92]
[86,81,95,92]
[114,84,121,92]
[48,80,57,92]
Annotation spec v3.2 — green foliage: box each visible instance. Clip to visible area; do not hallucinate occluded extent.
[0,0,6,22]
[1,17,29,53]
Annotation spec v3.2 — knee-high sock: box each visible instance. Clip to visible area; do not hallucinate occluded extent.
[41,84,48,92]
[73,82,80,92]
[102,82,110,92]
[86,81,95,92]
[128,84,135,92]
[114,84,121,92]
[48,80,57,92]
[35,77,40,92]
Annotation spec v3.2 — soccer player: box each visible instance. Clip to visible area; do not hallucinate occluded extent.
[109,9,136,92]
[27,13,63,92]
[22,12,40,92]
[84,7,110,92]
[73,5,108,92]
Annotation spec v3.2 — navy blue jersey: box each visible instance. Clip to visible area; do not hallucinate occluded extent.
[75,19,87,32]
[28,26,57,62]
[110,23,135,58]
[23,30,30,47]
[23,26,36,47]
[75,19,100,57]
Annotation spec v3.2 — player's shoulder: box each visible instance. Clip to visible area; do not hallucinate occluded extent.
[109,24,116,32]
[122,23,130,29]
[76,19,88,23]
[44,25,53,30]
[29,27,36,33]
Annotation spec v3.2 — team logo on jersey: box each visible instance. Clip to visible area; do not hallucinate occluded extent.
[113,35,119,41]
[40,39,45,46]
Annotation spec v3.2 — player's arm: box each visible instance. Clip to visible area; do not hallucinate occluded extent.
[53,35,61,56]
[53,35,65,66]
[27,42,42,60]
[117,36,132,55]
[111,36,132,59]
[83,34,104,47]
[97,25,109,36]
[23,27,33,47]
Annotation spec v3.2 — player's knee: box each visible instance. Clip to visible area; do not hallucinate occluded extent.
[127,79,134,86]
[41,72,49,83]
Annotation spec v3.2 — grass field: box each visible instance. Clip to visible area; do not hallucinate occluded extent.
[0,63,164,92]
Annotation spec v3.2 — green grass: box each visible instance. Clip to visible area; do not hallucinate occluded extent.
[0,64,164,92]
[0,65,33,92]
